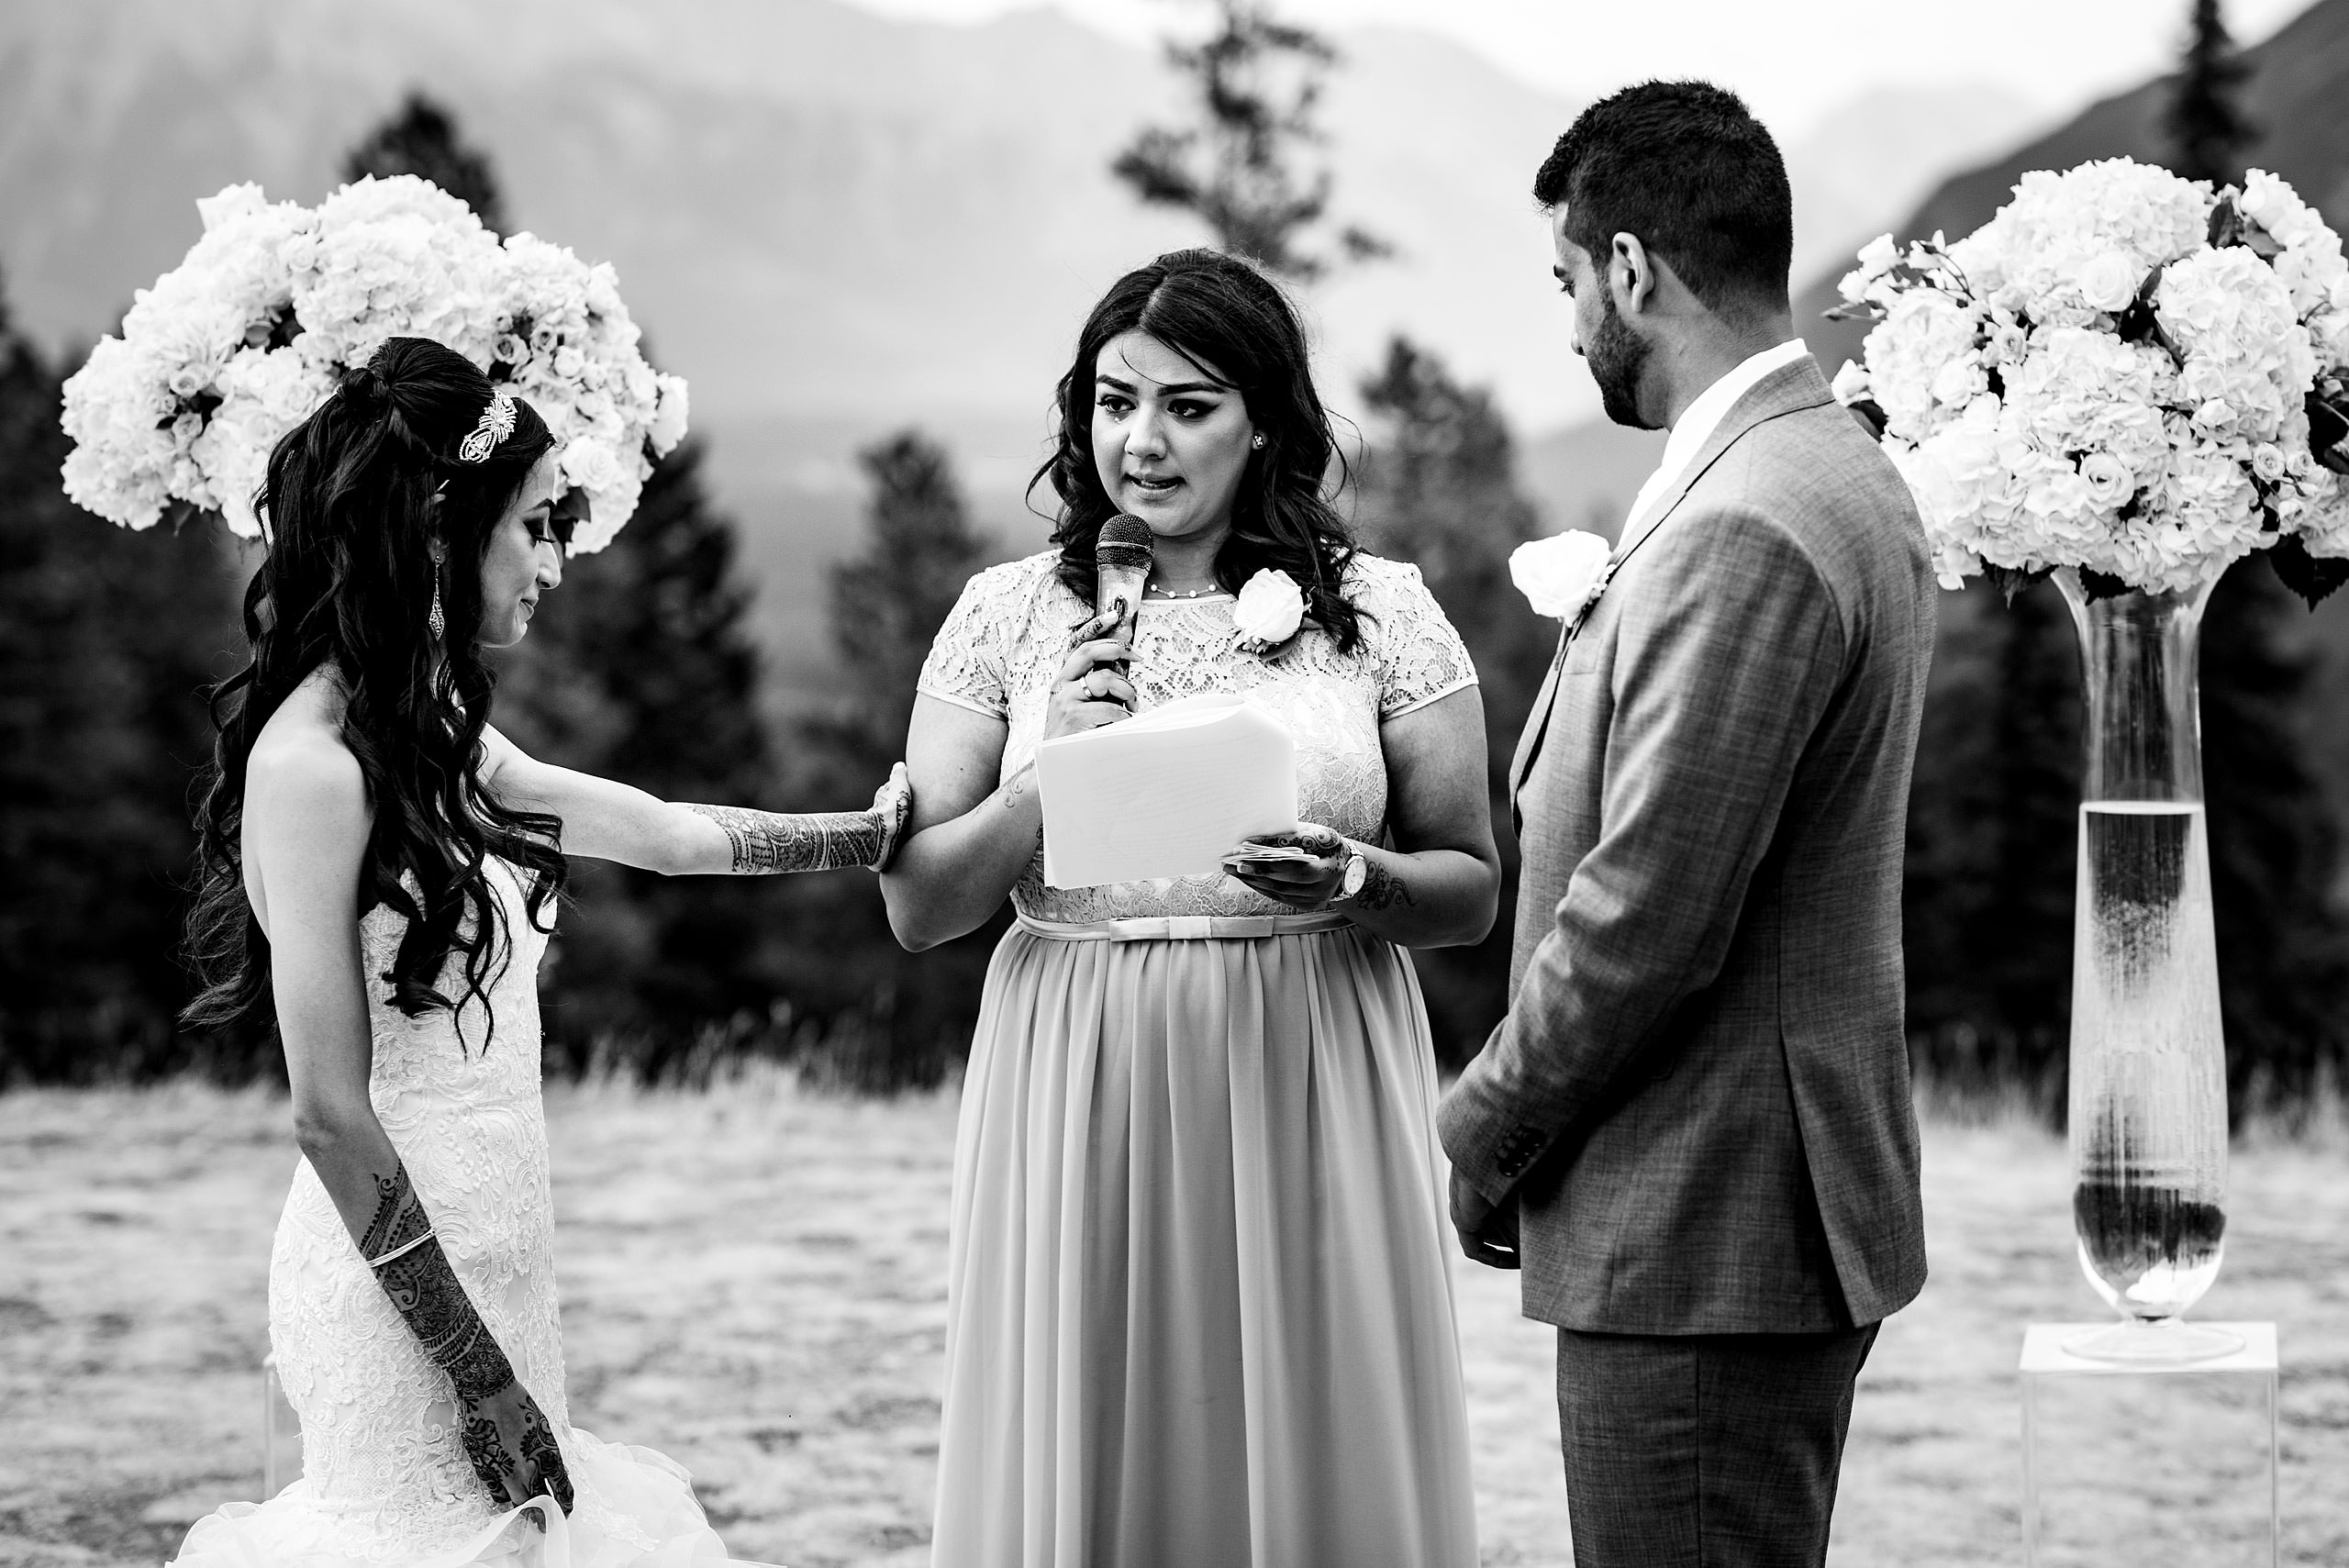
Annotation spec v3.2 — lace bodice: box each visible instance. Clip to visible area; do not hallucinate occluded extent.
[918,550,1476,922]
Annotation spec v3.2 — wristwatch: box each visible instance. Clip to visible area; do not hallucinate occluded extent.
[1333,842,1369,906]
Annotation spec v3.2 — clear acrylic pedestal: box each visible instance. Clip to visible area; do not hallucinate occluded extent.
[2021,1321,2277,1567]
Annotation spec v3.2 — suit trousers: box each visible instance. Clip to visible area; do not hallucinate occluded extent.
[1554,1322,1879,1568]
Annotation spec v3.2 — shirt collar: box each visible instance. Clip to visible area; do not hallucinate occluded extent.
[1656,337,1811,480]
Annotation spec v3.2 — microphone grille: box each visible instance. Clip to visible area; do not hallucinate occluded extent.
[1096,513,1154,571]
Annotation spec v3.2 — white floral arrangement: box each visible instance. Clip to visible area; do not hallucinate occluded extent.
[61,176,688,553]
[1830,158,2349,603]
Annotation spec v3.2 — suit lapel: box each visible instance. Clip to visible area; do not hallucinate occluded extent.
[1507,356,1837,816]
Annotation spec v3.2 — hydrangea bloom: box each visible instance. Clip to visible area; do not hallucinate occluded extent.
[61,176,685,550]
[1832,160,2349,593]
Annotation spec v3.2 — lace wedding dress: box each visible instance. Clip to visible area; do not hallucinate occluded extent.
[173,860,758,1568]
[920,551,1483,1567]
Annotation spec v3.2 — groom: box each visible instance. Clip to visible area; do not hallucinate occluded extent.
[1438,82,1935,1567]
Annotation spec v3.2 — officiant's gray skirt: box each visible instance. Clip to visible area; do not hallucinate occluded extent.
[930,917,1477,1568]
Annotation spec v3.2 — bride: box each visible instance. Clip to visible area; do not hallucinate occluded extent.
[170,336,907,1567]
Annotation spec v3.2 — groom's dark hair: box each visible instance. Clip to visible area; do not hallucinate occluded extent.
[1534,81,1792,320]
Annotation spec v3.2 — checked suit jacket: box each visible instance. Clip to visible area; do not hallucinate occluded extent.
[1438,355,1936,1335]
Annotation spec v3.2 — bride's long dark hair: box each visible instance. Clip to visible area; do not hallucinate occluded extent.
[1034,249,1364,651]
[184,336,565,1042]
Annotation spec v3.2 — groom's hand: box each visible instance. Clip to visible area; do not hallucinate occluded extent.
[1449,1169,1520,1270]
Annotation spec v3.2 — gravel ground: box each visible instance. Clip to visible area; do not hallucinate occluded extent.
[3,1075,2343,1566]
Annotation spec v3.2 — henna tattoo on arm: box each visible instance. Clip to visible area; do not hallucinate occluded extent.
[1352,858,1417,913]
[682,802,888,873]
[1001,760,1037,810]
[359,1165,432,1261]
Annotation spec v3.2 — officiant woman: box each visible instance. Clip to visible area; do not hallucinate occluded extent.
[880,248,1498,1568]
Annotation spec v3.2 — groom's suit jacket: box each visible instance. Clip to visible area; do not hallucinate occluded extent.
[1439,356,1934,1335]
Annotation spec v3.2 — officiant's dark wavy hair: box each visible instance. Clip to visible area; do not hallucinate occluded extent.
[1534,80,1793,318]
[1035,249,1364,651]
[184,336,564,1046]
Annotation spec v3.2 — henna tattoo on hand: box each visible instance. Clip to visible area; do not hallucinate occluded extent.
[461,1409,518,1495]
[1352,859,1417,913]
[521,1406,574,1511]
[683,802,889,873]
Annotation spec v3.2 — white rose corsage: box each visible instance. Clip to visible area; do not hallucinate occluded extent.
[1509,529,1617,634]
[1231,567,1308,655]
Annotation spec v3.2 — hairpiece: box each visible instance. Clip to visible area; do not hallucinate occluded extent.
[457,391,517,464]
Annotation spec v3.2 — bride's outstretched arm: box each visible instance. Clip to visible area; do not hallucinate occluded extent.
[477,725,909,873]
[247,734,571,1516]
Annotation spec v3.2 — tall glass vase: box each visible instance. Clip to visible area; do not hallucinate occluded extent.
[2054,568,2239,1363]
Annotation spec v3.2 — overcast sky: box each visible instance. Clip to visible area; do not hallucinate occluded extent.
[851,0,2314,140]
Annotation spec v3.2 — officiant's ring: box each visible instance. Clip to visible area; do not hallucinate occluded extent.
[1084,670,1110,698]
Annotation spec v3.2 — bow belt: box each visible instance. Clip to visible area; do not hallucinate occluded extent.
[1015,911,1353,942]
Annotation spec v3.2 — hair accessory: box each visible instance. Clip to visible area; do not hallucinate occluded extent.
[456,390,518,464]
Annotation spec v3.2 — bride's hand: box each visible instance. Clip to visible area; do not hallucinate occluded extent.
[1222,824,1349,909]
[458,1376,575,1518]
[870,762,913,872]
[1043,635,1136,741]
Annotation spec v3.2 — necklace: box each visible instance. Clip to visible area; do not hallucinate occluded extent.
[1145,578,1222,600]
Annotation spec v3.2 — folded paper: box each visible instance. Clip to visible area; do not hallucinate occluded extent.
[1037,694,1298,888]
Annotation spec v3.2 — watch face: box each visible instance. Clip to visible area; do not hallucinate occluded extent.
[1342,853,1368,898]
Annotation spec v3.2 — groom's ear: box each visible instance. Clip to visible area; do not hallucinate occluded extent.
[1609,232,1657,316]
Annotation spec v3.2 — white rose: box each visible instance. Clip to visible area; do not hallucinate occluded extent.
[1231,567,1306,645]
[2253,443,2288,484]
[2079,451,2135,508]
[2077,250,2142,313]
[1509,528,1615,620]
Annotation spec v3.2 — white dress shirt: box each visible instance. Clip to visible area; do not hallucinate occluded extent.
[1619,337,1812,541]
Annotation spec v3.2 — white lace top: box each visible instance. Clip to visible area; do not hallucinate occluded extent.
[917,550,1477,923]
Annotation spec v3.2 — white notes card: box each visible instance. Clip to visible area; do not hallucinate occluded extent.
[1035,693,1298,889]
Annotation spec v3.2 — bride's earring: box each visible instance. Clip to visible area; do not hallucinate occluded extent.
[427,539,448,641]
[1250,433,1266,450]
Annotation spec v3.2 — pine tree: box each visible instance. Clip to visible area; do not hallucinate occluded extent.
[0,274,244,1083]
[1353,338,1552,1064]
[343,93,508,232]
[1902,581,2080,1106]
[781,430,999,1091]
[2167,0,2256,190]
[1112,0,1386,281]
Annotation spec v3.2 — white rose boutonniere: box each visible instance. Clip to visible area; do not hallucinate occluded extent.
[1231,567,1308,655]
[1509,529,1617,631]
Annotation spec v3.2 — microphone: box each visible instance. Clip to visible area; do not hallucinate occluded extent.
[1094,513,1153,677]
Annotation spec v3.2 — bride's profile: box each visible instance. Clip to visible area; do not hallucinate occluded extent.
[169,336,907,1567]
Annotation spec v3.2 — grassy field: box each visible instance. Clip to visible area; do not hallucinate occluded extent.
[3,1075,2344,1567]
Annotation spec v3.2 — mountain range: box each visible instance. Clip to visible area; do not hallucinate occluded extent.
[0,0,2037,683]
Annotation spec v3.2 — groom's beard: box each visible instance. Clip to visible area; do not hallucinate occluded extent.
[1586,290,1655,429]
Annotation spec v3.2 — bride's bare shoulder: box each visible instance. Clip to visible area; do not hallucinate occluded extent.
[246,669,367,828]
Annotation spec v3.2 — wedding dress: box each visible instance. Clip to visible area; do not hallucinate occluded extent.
[173,859,759,1568]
